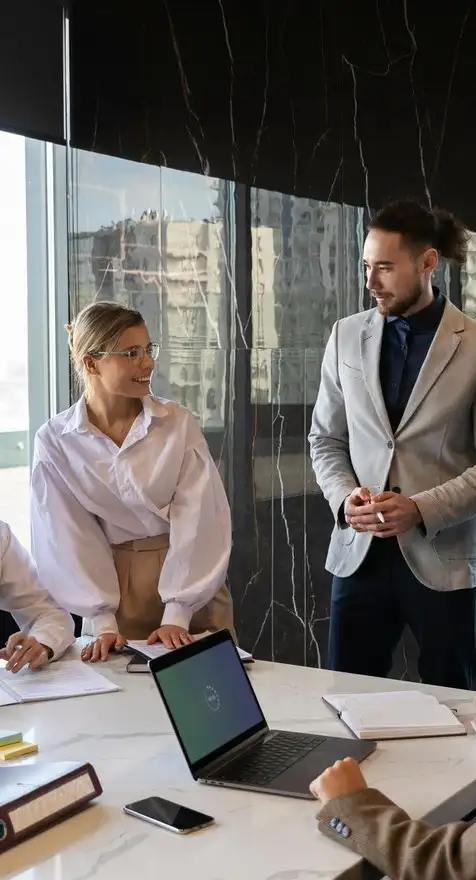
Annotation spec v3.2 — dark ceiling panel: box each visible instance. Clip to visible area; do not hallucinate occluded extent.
[0,1,65,143]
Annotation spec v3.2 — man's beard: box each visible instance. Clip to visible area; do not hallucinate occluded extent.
[374,282,422,317]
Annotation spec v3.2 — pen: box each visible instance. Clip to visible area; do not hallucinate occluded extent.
[367,486,385,524]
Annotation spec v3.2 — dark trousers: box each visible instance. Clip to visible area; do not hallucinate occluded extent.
[328,538,476,689]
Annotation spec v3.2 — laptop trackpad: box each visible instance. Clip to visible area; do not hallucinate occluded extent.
[269,738,376,798]
[268,750,324,797]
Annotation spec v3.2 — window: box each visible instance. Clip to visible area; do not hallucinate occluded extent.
[68,150,235,452]
[0,133,29,546]
[250,189,365,402]
[0,133,68,548]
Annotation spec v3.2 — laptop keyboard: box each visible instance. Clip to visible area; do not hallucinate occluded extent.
[212,731,326,787]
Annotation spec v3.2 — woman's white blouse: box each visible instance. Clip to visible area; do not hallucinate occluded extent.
[31,396,232,636]
[0,521,74,658]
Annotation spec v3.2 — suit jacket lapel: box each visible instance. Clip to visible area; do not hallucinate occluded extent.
[396,300,464,435]
[360,312,393,436]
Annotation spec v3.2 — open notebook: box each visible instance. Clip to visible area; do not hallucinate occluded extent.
[126,634,253,666]
[323,690,467,740]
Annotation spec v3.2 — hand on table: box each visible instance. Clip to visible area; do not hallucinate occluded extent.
[147,625,193,650]
[345,488,422,537]
[81,632,126,662]
[310,757,367,805]
[0,632,53,672]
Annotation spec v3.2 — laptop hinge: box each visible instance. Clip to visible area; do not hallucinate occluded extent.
[199,728,271,777]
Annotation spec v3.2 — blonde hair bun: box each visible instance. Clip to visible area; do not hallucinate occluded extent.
[64,322,74,351]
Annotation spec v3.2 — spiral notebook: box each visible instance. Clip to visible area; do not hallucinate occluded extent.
[323,690,466,740]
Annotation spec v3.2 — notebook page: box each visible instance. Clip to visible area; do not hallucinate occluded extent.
[0,660,21,705]
[0,683,19,706]
[344,701,461,731]
[0,692,18,707]
[126,641,169,660]
[0,660,120,703]
[324,690,436,715]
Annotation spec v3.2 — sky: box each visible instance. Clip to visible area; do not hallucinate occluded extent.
[74,149,223,233]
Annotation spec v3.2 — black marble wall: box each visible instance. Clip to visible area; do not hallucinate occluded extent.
[70,1,476,228]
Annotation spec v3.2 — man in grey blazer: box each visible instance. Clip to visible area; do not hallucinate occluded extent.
[311,757,475,880]
[309,200,476,688]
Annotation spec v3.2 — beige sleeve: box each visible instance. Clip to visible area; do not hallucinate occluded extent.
[318,788,475,880]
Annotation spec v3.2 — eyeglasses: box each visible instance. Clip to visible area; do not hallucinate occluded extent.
[94,342,160,362]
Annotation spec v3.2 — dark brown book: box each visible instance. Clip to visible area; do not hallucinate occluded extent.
[0,761,102,852]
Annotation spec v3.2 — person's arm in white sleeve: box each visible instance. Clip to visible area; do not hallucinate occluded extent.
[159,414,232,629]
[31,459,121,637]
[0,522,74,660]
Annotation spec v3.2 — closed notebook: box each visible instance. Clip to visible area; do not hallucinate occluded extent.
[322,690,467,740]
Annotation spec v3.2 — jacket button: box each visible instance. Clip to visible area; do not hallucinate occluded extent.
[391,486,401,493]
[341,826,351,838]
[330,817,339,829]
[336,822,344,834]
[387,440,394,449]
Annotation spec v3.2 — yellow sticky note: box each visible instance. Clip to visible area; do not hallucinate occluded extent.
[0,741,38,760]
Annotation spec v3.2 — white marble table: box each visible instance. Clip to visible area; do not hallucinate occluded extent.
[2,654,476,880]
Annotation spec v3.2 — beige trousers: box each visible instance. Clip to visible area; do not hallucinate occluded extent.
[112,535,236,641]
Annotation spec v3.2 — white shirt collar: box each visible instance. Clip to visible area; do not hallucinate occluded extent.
[61,394,169,436]
[61,397,90,435]
[142,394,170,424]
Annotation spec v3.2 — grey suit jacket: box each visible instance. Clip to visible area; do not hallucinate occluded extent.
[309,299,476,590]
[318,788,476,880]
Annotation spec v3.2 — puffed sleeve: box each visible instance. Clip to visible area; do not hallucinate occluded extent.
[0,522,74,659]
[31,454,121,637]
[159,413,232,628]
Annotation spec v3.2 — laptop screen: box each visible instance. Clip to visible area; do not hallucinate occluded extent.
[151,636,266,772]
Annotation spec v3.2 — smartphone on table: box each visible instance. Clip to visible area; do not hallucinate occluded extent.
[123,796,215,834]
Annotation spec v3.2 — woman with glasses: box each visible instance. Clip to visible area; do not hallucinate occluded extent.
[30,301,235,662]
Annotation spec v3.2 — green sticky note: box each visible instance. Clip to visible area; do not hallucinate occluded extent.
[0,730,22,747]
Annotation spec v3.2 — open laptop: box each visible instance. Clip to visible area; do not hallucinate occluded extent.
[149,629,376,799]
